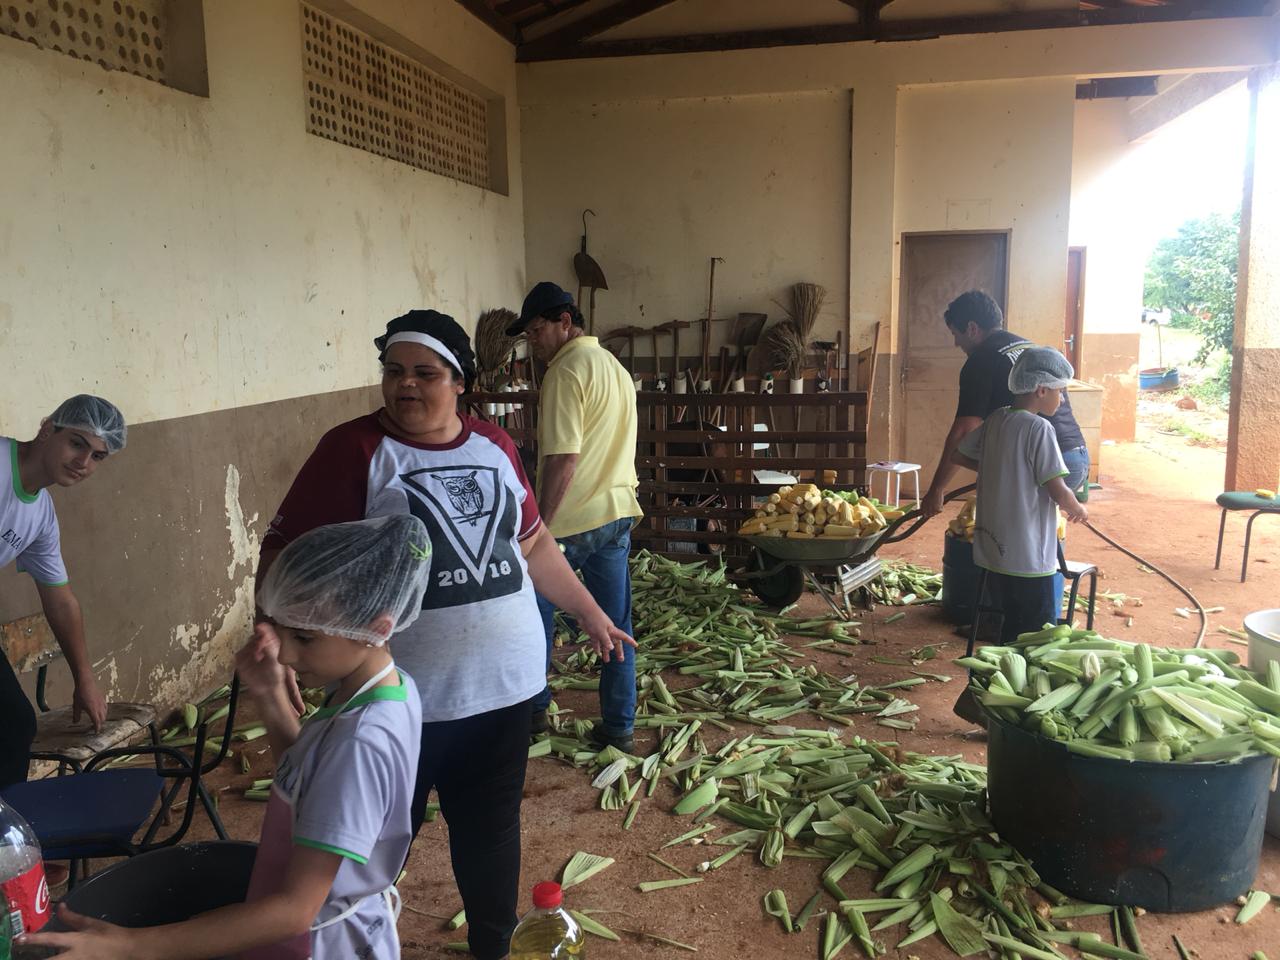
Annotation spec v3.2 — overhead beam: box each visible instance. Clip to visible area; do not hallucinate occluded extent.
[516,0,1267,62]
[518,0,678,59]
[454,0,519,43]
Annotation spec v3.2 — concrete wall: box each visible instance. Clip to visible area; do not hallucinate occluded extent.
[1069,98,1145,442]
[520,90,852,361]
[0,0,522,711]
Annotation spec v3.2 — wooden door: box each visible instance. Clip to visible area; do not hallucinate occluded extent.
[899,232,1009,470]
[1064,247,1085,372]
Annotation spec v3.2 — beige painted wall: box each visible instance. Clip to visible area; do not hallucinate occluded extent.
[1069,98,1145,441]
[521,91,852,359]
[0,0,523,713]
[0,0,524,431]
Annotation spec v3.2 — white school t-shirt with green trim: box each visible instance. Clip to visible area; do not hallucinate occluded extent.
[0,438,68,586]
[958,407,1067,577]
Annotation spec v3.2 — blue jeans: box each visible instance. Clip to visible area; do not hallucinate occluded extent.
[1062,445,1090,496]
[532,518,636,737]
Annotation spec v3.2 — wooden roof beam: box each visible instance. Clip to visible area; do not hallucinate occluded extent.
[517,0,1266,62]
[455,0,520,43]
[517,0,679,60]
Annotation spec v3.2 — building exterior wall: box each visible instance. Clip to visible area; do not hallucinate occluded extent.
[0,0,523,711]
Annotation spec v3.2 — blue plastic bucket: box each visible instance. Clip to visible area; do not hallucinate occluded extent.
[986,715,1273,911]
[1139,367,1180,391]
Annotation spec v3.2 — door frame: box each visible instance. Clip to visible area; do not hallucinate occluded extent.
[1066,245,1086,375]
[896,229,1012,457]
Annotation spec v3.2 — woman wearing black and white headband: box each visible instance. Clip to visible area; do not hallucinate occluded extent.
[257,310,634,960]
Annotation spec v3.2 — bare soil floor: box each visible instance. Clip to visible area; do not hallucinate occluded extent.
[176,434,1279,960]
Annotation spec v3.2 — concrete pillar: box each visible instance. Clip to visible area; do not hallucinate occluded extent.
[1226,64,1280,493]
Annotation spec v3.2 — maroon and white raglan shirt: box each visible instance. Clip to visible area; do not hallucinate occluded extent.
[263,413,547,722]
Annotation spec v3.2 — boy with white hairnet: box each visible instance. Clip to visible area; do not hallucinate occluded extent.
[26,515,433,960]
[2,395,127,791]
[952,347,1088,645]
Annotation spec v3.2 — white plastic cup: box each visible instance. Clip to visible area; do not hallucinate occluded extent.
[789,377,805,394]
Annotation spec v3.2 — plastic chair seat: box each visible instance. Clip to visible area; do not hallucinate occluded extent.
[1,769,162,860]
[32,702,156,767]
[1216,492,1280,512]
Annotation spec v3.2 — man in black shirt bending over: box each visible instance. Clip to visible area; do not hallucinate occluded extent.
[920,290,1089,519]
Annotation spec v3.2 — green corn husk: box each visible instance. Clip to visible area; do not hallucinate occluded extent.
[763,889,793,933]
[637,877,703,893]
[1235,889,1271,924]
[560,852,615,890]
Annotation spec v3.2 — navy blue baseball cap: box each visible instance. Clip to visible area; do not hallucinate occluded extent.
[508,281,574,335]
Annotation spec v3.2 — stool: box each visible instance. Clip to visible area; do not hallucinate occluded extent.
[1214,491,1280,583]
[867,460,921,507]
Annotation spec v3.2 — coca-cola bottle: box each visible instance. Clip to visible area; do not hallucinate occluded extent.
[0,797,50,954]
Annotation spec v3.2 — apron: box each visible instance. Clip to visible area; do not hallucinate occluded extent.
[239,662,402,960]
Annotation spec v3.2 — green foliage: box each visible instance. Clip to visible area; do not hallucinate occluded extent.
[1144,211,1240,362]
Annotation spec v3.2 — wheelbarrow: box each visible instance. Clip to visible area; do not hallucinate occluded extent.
[733,486,974,619]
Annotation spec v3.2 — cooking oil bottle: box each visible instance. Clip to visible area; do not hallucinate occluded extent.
[509,881,584,959]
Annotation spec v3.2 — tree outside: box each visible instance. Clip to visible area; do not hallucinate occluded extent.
[1143,210,1240,365]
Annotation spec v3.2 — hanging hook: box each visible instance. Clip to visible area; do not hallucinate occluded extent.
[582,209,596,232]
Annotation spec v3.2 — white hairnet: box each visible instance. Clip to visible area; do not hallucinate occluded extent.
[1008,347,1074,395]
[258,515,432,646]
[50,395,128,453]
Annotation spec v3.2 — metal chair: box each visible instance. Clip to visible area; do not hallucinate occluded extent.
[1,613,157,775]
[1214,491,1280,583]
[2,674,241,887]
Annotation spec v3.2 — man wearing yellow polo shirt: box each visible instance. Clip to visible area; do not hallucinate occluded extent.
[509,282,642,752]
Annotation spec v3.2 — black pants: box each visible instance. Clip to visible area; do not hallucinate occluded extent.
[410,698,532,960]
[988,572,1058,646]
[1,654,37,788]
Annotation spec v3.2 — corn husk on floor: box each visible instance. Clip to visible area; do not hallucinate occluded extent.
[522,552,1279,958]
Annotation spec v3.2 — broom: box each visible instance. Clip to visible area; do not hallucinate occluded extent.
[475,308,519,393]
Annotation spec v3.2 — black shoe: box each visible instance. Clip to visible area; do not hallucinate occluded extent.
[530,708,550,736]
[588,725,635,755]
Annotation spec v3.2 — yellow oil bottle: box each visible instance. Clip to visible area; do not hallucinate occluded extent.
[509,882,585,959]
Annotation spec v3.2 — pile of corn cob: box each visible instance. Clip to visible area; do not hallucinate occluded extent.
[946,499,977,542]
[959,624,1280,762]
[947,499,1067,543]
[738,484,891,540]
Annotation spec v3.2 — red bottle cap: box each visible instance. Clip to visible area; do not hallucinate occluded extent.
[532,881,563,909]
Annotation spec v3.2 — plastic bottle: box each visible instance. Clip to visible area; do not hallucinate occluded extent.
[508,882,584,960]
[0,797,50,953]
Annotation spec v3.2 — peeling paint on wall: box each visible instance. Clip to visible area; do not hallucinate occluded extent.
[224,463,260,581]
[150,575,256,708]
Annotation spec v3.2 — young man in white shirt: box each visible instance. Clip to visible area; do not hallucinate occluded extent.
[1,395,127,788]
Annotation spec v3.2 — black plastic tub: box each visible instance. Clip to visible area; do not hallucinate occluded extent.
[15,843,257,959]
[987,714,1273,911]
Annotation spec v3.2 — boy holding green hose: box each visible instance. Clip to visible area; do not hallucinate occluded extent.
[951,347,1088,645]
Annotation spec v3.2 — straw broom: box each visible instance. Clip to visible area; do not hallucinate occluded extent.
[475,308,518,391]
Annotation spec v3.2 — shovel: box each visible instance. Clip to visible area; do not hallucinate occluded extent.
[573,209,608,334]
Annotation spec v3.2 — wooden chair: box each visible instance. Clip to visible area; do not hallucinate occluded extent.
[1,612,156,774]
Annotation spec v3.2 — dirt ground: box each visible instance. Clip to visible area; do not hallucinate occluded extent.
[172,435,1279,960]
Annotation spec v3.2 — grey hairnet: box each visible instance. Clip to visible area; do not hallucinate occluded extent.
[258,515,432,646]
[50,395,127,452]
[1008,347,1074,395]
